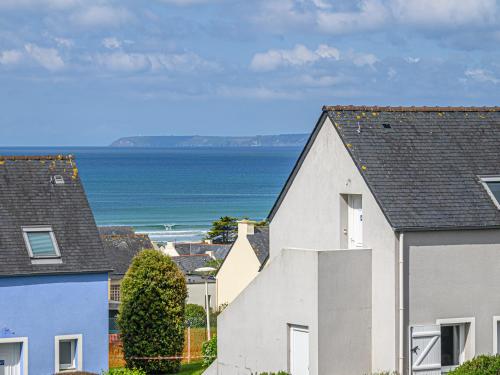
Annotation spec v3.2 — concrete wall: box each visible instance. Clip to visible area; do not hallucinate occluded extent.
[218,248,319,375]
[216,234,261,308]
[188,282,216,309]
[404,229,500,374]
[270,117,398,372]
[0,273,109,375]
[217,248,372,375]
[318,249,372,375]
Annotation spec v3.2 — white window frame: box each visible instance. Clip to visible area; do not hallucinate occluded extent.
[436,317,475,373]
[493,316,500,354]
[0,337,28,375]
[22,226,61,263]
[479,176,500,209]
[55,334,82,372]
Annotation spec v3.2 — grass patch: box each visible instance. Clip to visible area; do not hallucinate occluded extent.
[175,361,206,375]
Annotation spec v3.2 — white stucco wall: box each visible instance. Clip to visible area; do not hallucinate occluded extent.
[216,235,261,308]
[269,117,398,372]
[218,248,319,375]
[404,229,500,374]
[216,247,372,375]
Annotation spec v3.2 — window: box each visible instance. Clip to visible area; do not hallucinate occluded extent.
[110,284,120,302]
[437,318,475,373]
[441,325,464,368]
[480,177,500,209]
[22,227,60,258]
[59,340,75,370]
[55,335,82,372]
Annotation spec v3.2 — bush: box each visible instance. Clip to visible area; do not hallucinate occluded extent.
[202,336,217,367]
[102,369,146,375]
[118,250,188,374]
[448,355,500,374]
[185,304,206,328]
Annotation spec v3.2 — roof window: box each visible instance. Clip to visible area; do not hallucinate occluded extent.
[52,175,65,185]
[22,226,62,263]
[480,177,500,209]
[382,123,392,129]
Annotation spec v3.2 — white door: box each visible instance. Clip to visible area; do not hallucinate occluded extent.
[290,326,309,375]
[410,325,441,375]
[348,194,363,248]
[0,343,21,375]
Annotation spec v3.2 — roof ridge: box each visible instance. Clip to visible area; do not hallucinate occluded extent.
[0,155,74,161]
[322,105,500,112]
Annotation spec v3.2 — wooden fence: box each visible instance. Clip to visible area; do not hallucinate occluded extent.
[109,328,216,368]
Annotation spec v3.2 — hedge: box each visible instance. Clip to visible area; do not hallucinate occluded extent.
[118,250,188,374]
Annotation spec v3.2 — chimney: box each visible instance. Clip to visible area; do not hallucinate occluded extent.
[160,242,178,257]
[204,239,213,245]
[238,220,255,237]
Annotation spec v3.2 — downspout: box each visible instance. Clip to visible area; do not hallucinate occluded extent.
[398,232,405,375]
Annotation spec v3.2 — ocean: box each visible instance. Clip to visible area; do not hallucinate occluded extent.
[0,147,301,242]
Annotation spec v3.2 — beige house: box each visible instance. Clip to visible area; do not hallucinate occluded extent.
[216,220,269,308]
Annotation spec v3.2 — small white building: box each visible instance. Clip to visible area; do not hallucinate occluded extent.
[215,106,500,375]
[216,220,269,308]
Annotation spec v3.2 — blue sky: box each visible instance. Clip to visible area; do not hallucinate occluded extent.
[1,0,500,146]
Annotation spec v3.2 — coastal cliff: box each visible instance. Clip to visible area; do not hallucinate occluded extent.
[110,134,308,148]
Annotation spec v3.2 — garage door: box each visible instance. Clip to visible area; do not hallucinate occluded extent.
[0,343,21,375]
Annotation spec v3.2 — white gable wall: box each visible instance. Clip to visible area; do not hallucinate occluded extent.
[270,117,398,372]
[216,233,261,308]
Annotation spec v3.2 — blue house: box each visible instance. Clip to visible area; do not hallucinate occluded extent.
[0,156,111,375]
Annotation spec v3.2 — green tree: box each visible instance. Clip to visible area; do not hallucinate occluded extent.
[118,250,187,374]
[205,216,238,243]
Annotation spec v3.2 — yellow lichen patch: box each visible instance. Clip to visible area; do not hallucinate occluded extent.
[72,167,79,180]
[438,112,443,117]
[346,143,352,148]
[57,154,63,160]
[361,165,367,171]
[0,160,5,165]
[372,112,377,117]
[334,121,340,128]
[356,115,361,120]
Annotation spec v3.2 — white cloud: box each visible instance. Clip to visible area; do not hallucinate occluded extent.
[296,74,344,87]
[317,0,389,34]
[253,0,314,31]
[405,57,420,64]
[216,85,301,99]
[93,51,219,73]
[465,68,500,84]
[54,37,74,48]
[0,50,23,65]
[94,52,150,72]
[0,0,80,10]
[102,37,122,49]
[24,44,64,71]
[250,44,339,72]
[156,0,219,4]
[349,52,379,67]
[71,6,132,28]
[391,0,497,28]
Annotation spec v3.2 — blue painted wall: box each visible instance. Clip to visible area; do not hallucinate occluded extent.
[0,273,109,374]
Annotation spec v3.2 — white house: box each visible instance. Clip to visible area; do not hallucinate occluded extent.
[216,220,269,308]
[214,106,500,375]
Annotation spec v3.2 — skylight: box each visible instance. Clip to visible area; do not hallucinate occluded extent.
[481,177,500,209]
[22,227,60,258]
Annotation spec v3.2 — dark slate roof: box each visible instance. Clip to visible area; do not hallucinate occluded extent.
[247,226,269,266]
[0,155,111,276]
[101,234,154,279]
[171,254,212,275]
[99,226,135,236]
[269,106,500,231]
[175,243,231,260]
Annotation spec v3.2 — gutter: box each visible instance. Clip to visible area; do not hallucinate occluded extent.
[398,232,405,375]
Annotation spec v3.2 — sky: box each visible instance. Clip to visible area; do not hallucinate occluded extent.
[1,0,500,146]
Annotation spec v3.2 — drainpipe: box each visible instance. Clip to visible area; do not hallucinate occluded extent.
[398,232,405,375]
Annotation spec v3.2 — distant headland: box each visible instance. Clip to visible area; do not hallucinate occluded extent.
[110,134,309,148]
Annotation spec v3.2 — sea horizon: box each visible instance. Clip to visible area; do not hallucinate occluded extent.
[0,146,301,242]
